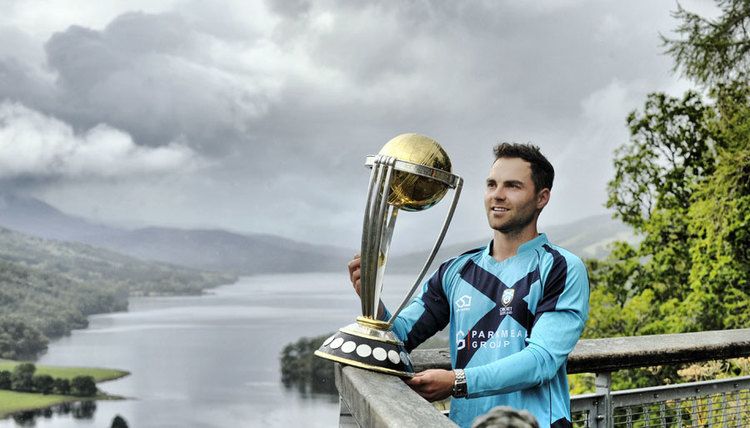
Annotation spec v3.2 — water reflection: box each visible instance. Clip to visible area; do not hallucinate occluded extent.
[279,332,337,396]
[12,402,96,427]
[9,274,407,427]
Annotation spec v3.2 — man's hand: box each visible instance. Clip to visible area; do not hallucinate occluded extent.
[347,254,362,297]
[347,253,386,318]
[405,369,456,402]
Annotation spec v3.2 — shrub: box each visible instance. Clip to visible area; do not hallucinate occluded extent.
[70,376,97,397]
[32,374,55,394]
[11,363,36,392]
[53,377,71,395]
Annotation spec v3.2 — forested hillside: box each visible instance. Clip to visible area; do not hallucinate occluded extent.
[0,227,237,359]
[0,260,124,359]
[0,227,235,296]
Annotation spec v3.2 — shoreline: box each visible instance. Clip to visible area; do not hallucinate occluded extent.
[0,365,130,419]
[0,278,240,421]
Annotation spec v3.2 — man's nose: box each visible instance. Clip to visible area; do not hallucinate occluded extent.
[489,187,506,200]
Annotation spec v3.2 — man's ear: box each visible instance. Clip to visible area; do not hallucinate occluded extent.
[536,188,550,210]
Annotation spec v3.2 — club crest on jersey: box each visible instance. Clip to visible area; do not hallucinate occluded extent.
[501,289,515,307]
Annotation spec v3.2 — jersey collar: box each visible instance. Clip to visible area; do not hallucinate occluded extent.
[483,233,549,260]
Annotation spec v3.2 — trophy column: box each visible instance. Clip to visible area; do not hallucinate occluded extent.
[315,133,462,377]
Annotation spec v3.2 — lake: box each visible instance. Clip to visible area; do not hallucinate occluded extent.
[0,273,419,427]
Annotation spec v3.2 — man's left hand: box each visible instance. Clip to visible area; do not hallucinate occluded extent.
[404,369,455,402]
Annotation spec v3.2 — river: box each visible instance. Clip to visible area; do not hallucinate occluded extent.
[0,273,417,427]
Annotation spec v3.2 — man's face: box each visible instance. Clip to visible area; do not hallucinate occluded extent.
[484,157,548,235]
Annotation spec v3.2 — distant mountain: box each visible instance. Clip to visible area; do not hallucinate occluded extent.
[0,226,235,296]
[0,193,634,276]
[0,193,352,274]
[387,214,636,273]
[0,193,113,242]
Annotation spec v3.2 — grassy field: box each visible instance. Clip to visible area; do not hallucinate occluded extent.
[0,360,128,382]
[0,390,81,417]
[0,360,129,418]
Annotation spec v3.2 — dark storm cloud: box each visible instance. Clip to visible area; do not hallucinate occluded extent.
[21,11,267,157]
[0,0,711,248]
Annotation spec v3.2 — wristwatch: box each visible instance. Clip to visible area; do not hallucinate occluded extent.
[452,369,467,398]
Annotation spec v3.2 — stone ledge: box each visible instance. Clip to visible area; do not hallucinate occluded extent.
[335,364,457,427]
[411,328,750,374]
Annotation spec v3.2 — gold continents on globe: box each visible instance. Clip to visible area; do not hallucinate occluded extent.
[378,133,452,212]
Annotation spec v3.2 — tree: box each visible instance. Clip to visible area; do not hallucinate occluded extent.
[663,0,750,85]
[607,91,717,230]
[682,82,750,331]
[11,363,36,392]
[0,317,48,360]
[111,415,129,428]
[32,374,55,395]
[597,91,720,334]
[280,333,335,394]
[591,0,750,339]
[70,375,97,397]
[53,377,71,395]
[0,370,11,389]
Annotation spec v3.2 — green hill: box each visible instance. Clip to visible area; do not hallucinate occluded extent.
[0,227,237,359]
[0,227,235,296]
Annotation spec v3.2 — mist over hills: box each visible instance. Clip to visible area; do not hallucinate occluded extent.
[0,193,634,276]
[0,193,352,274]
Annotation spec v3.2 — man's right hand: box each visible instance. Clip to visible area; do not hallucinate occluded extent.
[347,254,362,297]
[348,253,386,320]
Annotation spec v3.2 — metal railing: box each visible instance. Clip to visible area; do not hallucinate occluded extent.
[335,328,750,427]
[571,375,750,427]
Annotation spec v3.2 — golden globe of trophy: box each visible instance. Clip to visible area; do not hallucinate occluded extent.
[315,133,463,377]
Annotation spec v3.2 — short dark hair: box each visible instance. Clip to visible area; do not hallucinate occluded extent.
[492,142,554,192]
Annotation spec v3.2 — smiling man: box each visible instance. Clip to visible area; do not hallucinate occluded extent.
[348,143,590,428]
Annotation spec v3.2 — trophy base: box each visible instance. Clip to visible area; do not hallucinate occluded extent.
[314,317,414,377]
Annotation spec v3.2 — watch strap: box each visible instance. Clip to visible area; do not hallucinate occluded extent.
[452,368,467,398]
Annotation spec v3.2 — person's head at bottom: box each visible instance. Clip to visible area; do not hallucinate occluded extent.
[471,406,539,428]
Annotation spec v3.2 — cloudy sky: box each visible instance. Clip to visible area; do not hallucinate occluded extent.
[0,0,718,252]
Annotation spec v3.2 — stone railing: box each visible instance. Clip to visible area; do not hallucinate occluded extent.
[334,328,750,427]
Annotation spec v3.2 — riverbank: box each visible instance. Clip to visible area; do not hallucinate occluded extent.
[0,360,129,418]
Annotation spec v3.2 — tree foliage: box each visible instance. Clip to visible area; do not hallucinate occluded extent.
[0,317,48,360]
[0,224,237,359]
[32,374,55,395]
[11,363,36,392]
[586,1,750,388]
[280,333,336,395]
[53,377,71,395]
[663,0,750,85]
[70,375,97,397]
[0,370,11,389]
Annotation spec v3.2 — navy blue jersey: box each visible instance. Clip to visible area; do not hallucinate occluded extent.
[384,233,589,428]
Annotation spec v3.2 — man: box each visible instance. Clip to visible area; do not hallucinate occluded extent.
[348,143,589,428]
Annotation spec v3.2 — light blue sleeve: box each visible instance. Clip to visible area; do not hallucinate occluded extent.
[464,255,589,397]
